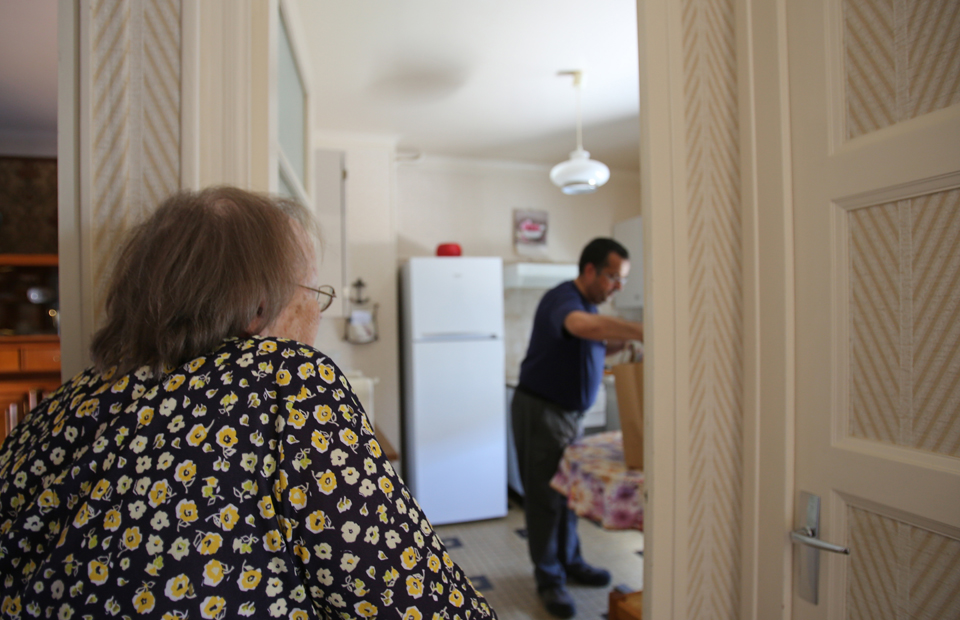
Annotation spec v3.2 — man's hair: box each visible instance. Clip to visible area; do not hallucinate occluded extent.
[90,186,319,377]
[578,237,629,274]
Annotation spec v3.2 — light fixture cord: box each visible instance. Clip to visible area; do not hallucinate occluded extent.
[575,81,583,151]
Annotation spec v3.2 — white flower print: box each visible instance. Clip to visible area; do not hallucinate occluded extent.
[268,598,287,617]
[64,427,77,442]
[330,448,348,466]
[364,526,381,545]
[340,553,360,573]
[30,460,46,476]
[117,475,132,494]
[342,521,361,543]
[265,577,283,596]
[50,447,65,465]
[150,511,169,530]
[135,477,151,495]
[167,415,185,433]
[268,557,287,574]
[160,397,176,416]
[51,580,64,599]
[128,501,146,519]
[157,452,174,470]
[359,479,376,497]
[135,456,152,473]
[328,593,346,608]
[102,452,116,470]
[169,537,190,560]
[364,457,377,475]
[147,534,164,555]
[384,529,401,549]
[240,452,257,473]
[131,436,148,454]
[342,467,360,485]
[314,542,332,560]
[25,515,43,532]
[317,568,334,586]
[290,585,306,602]
[93,437,109,453]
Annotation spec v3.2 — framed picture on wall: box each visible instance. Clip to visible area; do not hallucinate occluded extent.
[514,209,548,256]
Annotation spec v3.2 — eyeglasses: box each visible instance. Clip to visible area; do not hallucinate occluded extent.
[300,284,337,312]
[601,271,627,286]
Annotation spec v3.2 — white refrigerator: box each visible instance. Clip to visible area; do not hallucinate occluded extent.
[401,257,507,525]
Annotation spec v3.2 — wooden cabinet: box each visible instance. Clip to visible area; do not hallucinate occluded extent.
[0,337,61,444]
[0,254,61,445]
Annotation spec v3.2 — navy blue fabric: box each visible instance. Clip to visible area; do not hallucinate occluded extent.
[518,281,606,412]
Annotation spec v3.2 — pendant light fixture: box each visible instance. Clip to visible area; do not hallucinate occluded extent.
[550,70,610,195]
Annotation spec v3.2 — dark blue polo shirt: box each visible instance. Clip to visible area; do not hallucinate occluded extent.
[518,281,606,411]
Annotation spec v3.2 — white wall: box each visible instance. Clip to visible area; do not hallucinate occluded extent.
[311,133,402,455]
[397,156,641,262]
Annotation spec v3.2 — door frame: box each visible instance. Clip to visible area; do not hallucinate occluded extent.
[737,0,802,617]
[636,1,689,617]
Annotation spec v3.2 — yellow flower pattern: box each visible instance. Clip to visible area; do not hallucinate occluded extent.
[0,337,495,619]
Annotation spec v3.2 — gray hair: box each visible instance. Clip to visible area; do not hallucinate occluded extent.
[90,186,319,377]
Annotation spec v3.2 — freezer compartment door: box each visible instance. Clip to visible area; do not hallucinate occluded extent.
[405,339,507,525]
[406,257,504,340]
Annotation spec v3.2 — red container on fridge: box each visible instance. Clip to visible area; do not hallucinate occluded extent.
[436,243,462,256]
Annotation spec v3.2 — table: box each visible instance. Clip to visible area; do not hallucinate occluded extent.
[550,430,644,530]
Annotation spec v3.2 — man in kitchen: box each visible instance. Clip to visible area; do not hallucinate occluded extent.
[513,237,643,618]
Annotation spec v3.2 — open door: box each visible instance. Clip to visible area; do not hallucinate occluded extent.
[749,0,960,617]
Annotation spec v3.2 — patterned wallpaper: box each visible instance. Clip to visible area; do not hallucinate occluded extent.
[89,0,182,314]
[681,0,743,617]
[843,0,960,139]
[0,158,58,254]
[848,505,960,619]
[849,188,960,457]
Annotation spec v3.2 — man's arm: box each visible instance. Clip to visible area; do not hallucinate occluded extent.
[564,310,643,343]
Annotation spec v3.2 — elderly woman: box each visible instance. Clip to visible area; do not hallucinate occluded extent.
[0,188,496,620]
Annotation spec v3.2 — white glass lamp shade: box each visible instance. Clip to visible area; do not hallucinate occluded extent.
[550,148,611,195]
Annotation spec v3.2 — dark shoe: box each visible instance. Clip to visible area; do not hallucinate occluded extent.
[566,563,611,587]
[539,585,576,618]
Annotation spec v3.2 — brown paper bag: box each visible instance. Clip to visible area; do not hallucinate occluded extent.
[612,362,644,470]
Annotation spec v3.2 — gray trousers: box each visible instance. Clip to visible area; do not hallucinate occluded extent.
[511,387,585,590]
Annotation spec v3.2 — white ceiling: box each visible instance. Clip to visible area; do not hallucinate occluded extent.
[0,0,640,171]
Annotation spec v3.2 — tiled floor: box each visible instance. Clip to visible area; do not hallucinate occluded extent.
[434,499,644,620]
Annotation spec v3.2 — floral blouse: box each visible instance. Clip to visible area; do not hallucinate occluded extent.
[0,337,496,620]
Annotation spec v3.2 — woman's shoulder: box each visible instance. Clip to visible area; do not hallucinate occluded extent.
[211,336,346,384]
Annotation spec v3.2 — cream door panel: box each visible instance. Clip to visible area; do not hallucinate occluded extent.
[787,0,960,618]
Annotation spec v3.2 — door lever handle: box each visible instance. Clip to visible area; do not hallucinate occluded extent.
[790,527,849,555]
[793,491,850,604]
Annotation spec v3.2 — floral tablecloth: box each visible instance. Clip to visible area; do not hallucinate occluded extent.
[549,430,644,530]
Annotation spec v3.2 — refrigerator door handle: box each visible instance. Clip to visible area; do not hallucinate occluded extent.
[416,332,500,342]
